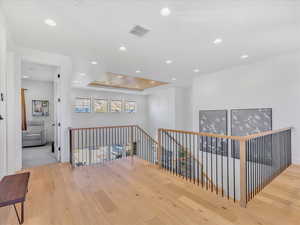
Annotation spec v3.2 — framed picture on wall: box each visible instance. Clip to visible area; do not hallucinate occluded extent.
[231,108,272,162]
[94,98,109,113]
[74,97,91,113]
[125,101,137,113]
[32,100,49,116]
[110,100,122,112]
[199,110,228,155]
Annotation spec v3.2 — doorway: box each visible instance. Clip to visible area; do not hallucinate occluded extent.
[20,61,61,169]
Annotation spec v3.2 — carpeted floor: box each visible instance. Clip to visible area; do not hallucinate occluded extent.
[22,144,57,169]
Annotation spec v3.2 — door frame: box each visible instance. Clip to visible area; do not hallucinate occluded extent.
[53,72,62,161]
[20,59,62,163]
[6,48,73,173]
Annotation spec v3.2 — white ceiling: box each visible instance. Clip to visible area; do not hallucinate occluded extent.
[21,61,57,82]
[3,0,300,87]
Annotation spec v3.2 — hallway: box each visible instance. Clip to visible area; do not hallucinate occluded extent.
[22,144,57,169]
[0,158,299,225]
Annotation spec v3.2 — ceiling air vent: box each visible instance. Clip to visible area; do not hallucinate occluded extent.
[129,25,150,37]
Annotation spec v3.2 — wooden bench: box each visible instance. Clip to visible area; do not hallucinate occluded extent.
[0,172,30,224]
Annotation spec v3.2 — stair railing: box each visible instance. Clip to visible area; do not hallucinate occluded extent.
[135,125,159,164]
[164,131,219,192]
[69,125,291,208]
[69,125,158,167]
[158,127,292,207]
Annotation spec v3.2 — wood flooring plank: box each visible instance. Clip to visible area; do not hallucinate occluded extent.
[96,189,117,213]
[145,217,165,225]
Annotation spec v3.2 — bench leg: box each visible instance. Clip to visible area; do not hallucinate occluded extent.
[13,202,24,224]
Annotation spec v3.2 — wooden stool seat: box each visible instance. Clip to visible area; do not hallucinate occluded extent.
[0,172,30,224]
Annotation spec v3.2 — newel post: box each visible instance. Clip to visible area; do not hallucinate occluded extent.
[239,139,247,208]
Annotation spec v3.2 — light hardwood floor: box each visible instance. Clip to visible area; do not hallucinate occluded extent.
[1,158,300,225]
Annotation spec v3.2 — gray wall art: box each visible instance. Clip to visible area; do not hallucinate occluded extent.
[231,108,272,163]
[199,110,228,155]
[231,108,272,136]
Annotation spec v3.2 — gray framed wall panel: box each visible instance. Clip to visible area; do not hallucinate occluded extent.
[199,110,228,155]
[231,108,272,163]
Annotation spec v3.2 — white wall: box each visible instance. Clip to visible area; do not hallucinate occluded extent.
[71,88,148,129]
[6,52,22,174]
[191,51,300,164]
[147,87,191,138]
[148,87,176,138]
[175,87,191,131]
[21,79,55,142]
[1,5,21,175]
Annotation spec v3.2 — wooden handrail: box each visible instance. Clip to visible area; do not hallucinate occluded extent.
[164,131,185,149]
[136,126,158,146]
[241,127,292,140]
[159,128,243,141]
[70,126,291,141]
[69,125,137,131]
[159,127,292,141]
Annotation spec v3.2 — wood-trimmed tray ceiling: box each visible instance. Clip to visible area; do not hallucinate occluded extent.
[89,72,168,91]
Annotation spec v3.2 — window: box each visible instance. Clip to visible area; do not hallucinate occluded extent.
[94,98,108,113]
[125,101,137,113]
[74,97,91,113]
[110,100,122,112]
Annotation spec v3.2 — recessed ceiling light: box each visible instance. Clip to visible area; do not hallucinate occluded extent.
[23,75,29,79]
[117,75,124,79]
[44,18,56,27]
[91,61,98,65]
[79,73,86,76]
[213,38,223,45]
[119,46,127,51]
[160,7,171,16]
[193,69,200,73]
[165,60,173,64]
[241,54,249,59]
[171,77,177,81]
[136,70,141,73]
